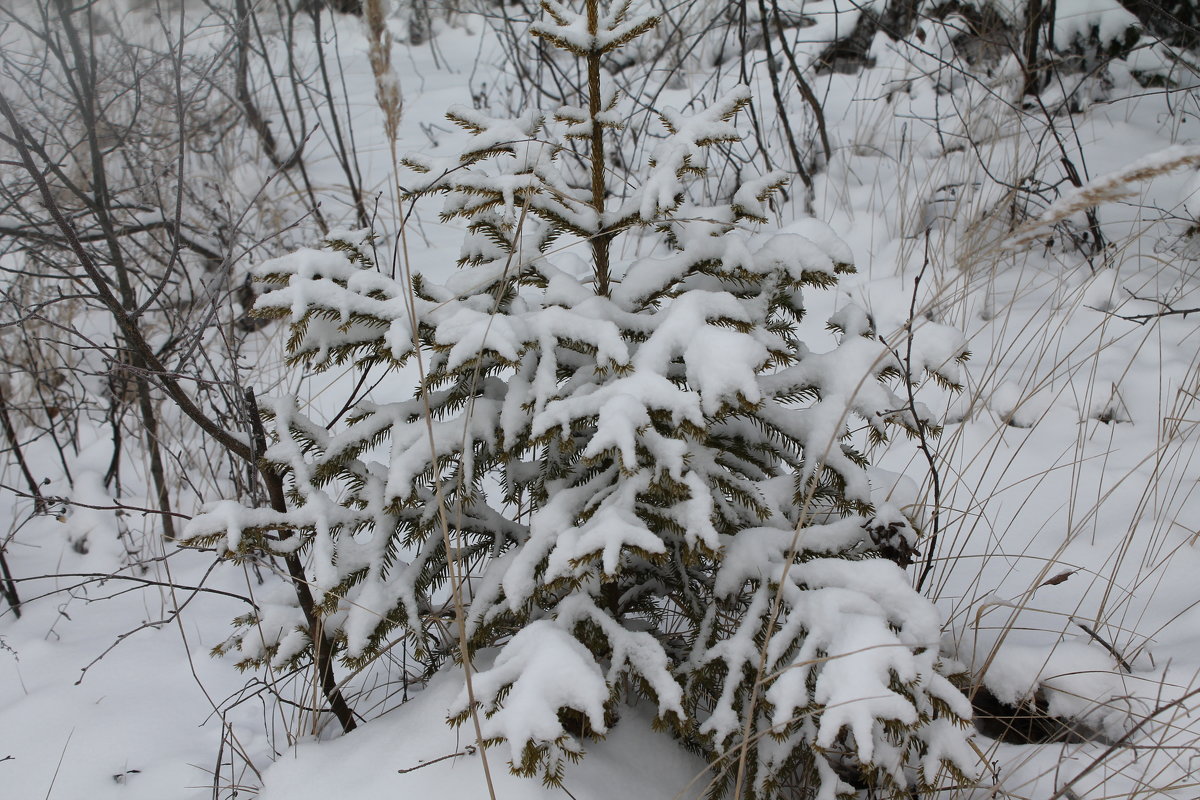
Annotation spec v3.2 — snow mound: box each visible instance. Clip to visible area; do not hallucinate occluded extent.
[258,665,708,800]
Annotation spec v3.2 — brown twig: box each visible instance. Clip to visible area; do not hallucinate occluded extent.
[755,0,812,190]
[1103,290,1200,325]
[246,388,359,733]
[0,386,35,617]
[0,484,192,520]
[902,234,944,594]
[1070,616,1133,673]
[396,745,477,774]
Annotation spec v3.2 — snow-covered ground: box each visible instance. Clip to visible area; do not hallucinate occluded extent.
[3,2,1200,798]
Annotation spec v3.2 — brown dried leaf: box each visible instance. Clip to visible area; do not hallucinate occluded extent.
[1039,569,1077,588]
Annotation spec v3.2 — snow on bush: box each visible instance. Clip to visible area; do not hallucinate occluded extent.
[185,1,974,796]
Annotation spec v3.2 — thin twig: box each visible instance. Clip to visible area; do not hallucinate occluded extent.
[0,484,193,520]
[1070,616,1133,673]
[907,233,944,594]
[43,728,73,800]
[396,744,477,774]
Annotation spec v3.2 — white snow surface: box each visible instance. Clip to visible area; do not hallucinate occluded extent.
[260,662,706,800]
[5,2,1200,800]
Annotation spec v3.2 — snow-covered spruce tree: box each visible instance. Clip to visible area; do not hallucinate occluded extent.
[185,1,975,796]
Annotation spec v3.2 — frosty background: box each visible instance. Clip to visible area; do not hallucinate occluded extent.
[2,1,1200,798]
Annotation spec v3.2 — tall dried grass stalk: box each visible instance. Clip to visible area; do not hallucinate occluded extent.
[364,0,403,142]
[1009,145,1200,247]
[363,2,496,796]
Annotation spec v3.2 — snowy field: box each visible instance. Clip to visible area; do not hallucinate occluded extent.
[2,1,1200,798]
